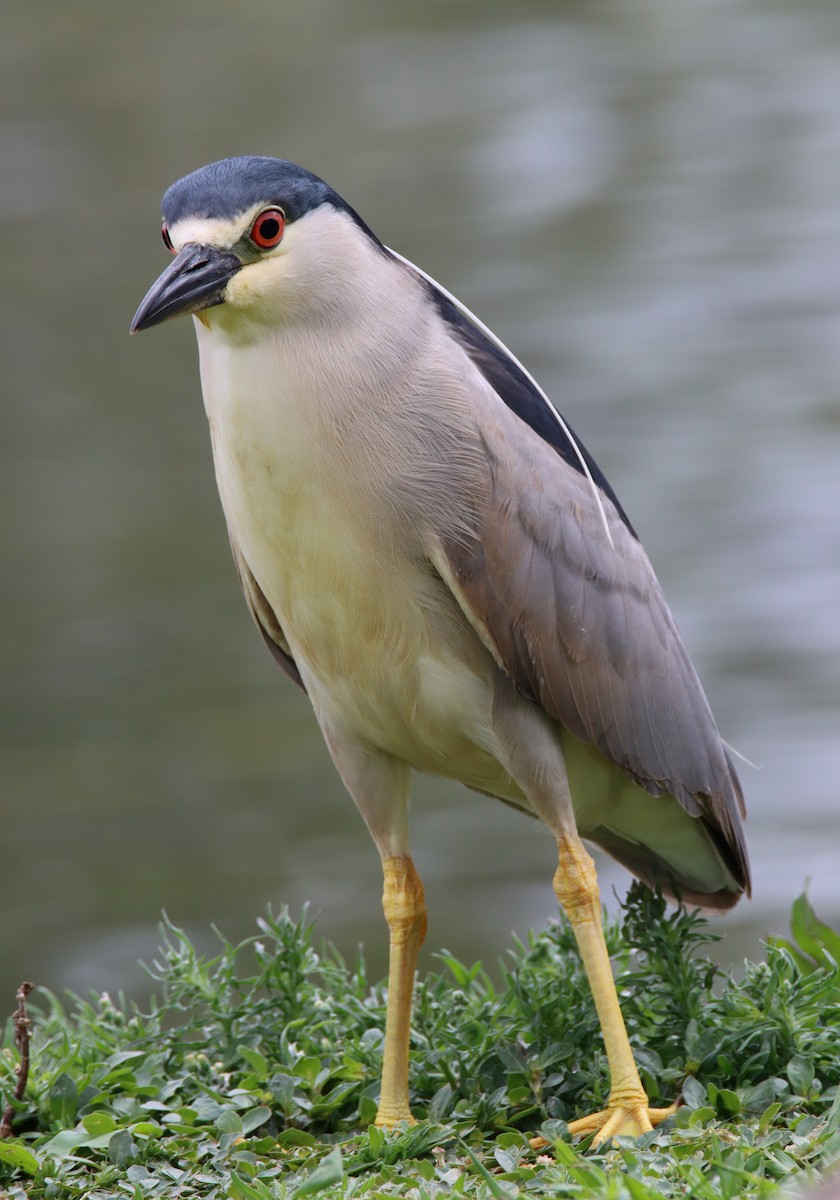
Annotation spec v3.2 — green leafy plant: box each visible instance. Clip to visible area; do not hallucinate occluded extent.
[1,891,838,1198]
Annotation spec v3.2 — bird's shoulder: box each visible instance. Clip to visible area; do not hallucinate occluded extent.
[391,251,636,539]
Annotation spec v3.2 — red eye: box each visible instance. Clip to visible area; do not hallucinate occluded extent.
[250,207,286,250]
[161,223,175,253]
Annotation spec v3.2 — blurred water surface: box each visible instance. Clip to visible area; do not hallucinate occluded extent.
[2,0,840,1004]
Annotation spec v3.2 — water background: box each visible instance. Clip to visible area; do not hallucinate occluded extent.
[3,0,840,1006]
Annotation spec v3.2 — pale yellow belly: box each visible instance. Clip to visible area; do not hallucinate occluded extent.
[210,417,520,797]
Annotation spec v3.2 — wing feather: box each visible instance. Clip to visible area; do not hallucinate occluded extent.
[229,539,306,693]
[427,358,749,892]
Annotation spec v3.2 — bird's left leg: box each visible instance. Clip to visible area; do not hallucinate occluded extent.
[492,696,675,1145]
[317,731,425,1128]
[553,832,677,1144]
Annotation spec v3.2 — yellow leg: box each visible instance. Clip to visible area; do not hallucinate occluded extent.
[553,834,677,1145]
[374,855,427,1128]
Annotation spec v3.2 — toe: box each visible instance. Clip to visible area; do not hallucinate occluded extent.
[566,1099,679,1147]
[593,1104,653,1145]
[566,1108,611,1136]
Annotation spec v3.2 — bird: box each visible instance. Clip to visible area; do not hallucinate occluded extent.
[131,155,750,1144]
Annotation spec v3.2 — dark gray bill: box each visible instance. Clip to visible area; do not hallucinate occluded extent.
[130,243,242,333]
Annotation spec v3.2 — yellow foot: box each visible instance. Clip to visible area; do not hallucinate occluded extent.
[567,1101,678,1146]
[529,1101,677,1151]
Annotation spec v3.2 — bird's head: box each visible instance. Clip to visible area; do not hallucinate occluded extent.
[130,156,384,339]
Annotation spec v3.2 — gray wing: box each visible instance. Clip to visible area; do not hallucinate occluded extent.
[409,265,749,892]
[229,539,306,692]
[438,429,748,889]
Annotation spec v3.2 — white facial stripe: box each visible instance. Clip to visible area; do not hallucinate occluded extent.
[166,209,263,251]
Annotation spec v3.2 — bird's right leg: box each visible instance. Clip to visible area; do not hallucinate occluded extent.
[318,731,424,1127]
[376,853,427,1127]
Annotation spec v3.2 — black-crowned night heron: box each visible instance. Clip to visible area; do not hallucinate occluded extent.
[131,156,750,1144]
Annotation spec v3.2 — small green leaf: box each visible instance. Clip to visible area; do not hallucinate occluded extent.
[230,1172,275,1200]
[460,1142,508,1200]
[295,1145,344,1195]
[269,1072,297,1112]
[108,1128,136,1167]
[429,1082,453,1122]
[237,1046,270,1077]
[743,1079,782,1112]
[824,1087,840,1135]
[787,1055,815,1096]
[494,1146,517,1172]
[82,1111,118,1136]
[569,1163,609,1189]
[758,1101,782,1133]
[82,1131,123,1151]
[292,1056,322,1086]
[410,1156,435,1180]
[0,1141,40,1176]
[790,893,840,966]
[438,952,481,987]
[275,1128,317,1149]
[716,1089,741,1115]
[625,1177,661,1200]
[130,1120,163,1137]
[48,1073,79,1125]
[365,1122,385,1158]
[40,1128,87,1158]
[497,1131,529,1150]
[216,1109,243,1135]
[104,1049,146,1068]
[549,1139,579,1165]
[682,1076,707,1110]
[239,1105,272,1135]
[766,935,815,974]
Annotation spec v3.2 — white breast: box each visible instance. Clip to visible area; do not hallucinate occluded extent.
[196,320,406,660]
[192,311,514,796]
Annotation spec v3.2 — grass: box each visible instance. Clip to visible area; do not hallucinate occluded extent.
[1,885,839,1198]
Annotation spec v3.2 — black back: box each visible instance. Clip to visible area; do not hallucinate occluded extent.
[425,284,637,538]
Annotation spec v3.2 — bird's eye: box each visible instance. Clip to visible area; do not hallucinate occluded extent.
[161,223,175,253]
[249,207,286,250]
